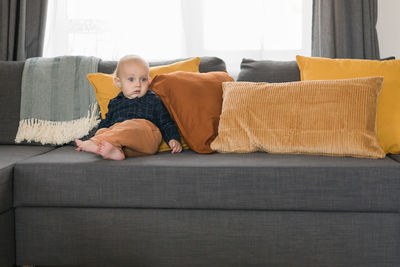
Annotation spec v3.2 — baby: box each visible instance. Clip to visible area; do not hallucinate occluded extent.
[75,55,182,160]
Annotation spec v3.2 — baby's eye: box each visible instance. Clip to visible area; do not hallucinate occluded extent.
[128,77,134,82]
[141,77,148,82]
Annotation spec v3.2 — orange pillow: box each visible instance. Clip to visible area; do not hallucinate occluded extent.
[211,77,385,158]
[87,57,200,152]
[150,71,234,153]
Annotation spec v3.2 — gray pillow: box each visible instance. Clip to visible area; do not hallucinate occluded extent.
[237,58,300,83]
[98,56,227,74]
[381,56,395,60]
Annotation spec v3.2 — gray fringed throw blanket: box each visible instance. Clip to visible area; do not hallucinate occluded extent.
[15,56,101,145]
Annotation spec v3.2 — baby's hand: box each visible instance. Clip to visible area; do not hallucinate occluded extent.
[168,139,182,154]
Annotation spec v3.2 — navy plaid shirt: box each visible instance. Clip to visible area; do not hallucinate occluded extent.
[98,90,180,143]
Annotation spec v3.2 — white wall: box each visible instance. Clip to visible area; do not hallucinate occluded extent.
[377,0,400,58]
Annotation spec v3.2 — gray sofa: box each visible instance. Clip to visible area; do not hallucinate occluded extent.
[1,57,400,267]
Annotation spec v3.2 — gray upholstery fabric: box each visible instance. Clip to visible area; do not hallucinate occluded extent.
[0,165,12,214]
[0,210,14,267]
[237,58,300,83]
[0,61,24,144]
[14,146,400,212]
[0,145,55,167]
[0,0,48,60]
[0,145,55,212]
[312,0,380,59]
[389,154,400,163]
[0,144,54,267]
[16,207,399,267]
[197,56,227,73]
[98,56,226,74]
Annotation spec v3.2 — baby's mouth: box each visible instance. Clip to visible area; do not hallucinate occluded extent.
[134,90,141,94]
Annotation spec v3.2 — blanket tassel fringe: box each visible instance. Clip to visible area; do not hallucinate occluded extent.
[15,104,100,145]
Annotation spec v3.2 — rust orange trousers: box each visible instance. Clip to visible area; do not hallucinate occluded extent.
[90,119,162,157]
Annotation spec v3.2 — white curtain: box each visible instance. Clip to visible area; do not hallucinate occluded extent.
[44,0,312,75]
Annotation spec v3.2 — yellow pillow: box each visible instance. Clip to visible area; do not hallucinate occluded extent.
[87,72,117,119]
[149,57,200,79]
[211,78,385,158]
[87,57,200,152]
[296,55,400,154]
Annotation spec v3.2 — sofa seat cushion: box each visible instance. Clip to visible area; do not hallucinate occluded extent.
[389,154,400,163]
[14,146,400,212]
[0,145,55,213]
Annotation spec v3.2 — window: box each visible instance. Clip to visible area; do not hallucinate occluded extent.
[44,0,312,75]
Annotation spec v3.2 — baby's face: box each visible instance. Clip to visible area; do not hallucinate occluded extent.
[116,60,150,99]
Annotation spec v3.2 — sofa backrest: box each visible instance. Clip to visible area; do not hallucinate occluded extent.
[0,61,25,144]
[97,56,227,74]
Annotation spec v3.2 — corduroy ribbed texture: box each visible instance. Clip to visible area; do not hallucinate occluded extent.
[211,77,385,158]
[296,55,400,154]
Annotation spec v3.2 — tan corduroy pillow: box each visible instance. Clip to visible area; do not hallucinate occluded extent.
[296,55,400,154]
[211,77,386,158]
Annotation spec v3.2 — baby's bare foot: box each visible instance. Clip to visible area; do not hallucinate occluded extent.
[98,141,125,160]
[75,139,98,154]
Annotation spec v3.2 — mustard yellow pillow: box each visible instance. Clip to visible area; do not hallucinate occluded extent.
[87,57,200,152]
[211,78,385,158]
[149,57,200,79]
[296,55,400,154]
[87,72,117,119]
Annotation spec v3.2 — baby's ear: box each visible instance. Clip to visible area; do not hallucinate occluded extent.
[113,76,122,89]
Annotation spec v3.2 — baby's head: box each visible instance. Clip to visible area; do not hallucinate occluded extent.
[113,55,150,99]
